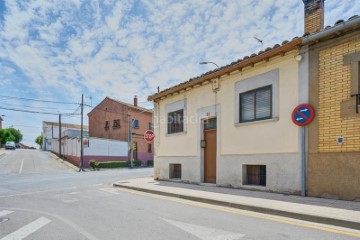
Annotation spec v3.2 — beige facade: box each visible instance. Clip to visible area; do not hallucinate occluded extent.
[153,50,306,194]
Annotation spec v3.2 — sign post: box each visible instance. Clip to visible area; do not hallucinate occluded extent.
[144,130,154,143]
[291,104,315,197]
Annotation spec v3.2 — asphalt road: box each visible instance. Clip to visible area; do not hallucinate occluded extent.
[0,150,359,240]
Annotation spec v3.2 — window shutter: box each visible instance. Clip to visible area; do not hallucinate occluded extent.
[241,92,255,121]
[255,87,271,119]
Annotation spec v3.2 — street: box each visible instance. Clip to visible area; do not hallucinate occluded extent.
[0,150,359,239]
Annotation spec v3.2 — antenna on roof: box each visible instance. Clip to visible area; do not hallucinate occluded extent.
[254,37,264,51]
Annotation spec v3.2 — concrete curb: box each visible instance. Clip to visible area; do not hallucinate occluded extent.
[113,183,360,230]
[48,152,79,171]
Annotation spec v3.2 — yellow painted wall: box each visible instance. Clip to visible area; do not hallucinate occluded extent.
[318,39,360,152]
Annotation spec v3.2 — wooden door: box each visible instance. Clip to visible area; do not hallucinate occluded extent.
[204,128,216,183]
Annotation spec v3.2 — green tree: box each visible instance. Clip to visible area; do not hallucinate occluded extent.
[7,128,23,143]
[0,129,6,145]
[35,135,43,147]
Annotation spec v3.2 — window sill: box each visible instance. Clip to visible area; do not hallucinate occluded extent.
[235,117,279,127]
[166,131,187,137]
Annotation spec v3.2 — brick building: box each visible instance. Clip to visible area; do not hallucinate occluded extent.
[303,1,360,200]
[88,96,153,165]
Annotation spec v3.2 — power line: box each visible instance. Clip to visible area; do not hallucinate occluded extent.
[0,95,79,105]
[0,102,80,111]
[0,106,80,116]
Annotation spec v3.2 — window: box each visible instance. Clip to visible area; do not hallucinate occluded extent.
[245,165,266,186]
[132,119,139,128]
[113,119,120,128]
[167,109,184,134]
[104,121,109,129]
[169,164,181,179]
[148,122,153,130]
[148,143,152,153]
[240,86,272,122]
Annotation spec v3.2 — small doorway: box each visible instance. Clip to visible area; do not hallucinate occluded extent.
[203,118,217,183]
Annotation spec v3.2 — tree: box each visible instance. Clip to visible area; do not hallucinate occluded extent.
[35,135,43,147]
[0,128,22,144]
[7,128,23,143]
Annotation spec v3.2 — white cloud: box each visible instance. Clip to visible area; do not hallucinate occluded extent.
[1,0,360,146]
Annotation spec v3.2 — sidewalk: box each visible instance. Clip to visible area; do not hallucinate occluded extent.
[113,177,360,230]
[48,152,79,171]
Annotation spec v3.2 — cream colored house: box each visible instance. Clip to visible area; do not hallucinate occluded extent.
[148,37,309,194]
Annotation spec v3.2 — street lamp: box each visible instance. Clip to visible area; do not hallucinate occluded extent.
[199,61,219,69]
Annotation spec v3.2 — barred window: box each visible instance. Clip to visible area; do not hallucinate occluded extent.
[113,119,120,128]
[167,109,184,134]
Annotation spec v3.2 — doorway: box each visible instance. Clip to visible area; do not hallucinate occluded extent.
[204,118,217,183]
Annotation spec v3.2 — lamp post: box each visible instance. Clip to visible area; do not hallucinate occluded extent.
[199,61,219,69]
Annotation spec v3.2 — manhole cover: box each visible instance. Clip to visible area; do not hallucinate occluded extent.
[0,218,9,224]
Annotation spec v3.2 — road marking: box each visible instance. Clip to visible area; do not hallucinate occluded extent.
[0,210,13,217]
[99,188,120,195]
[163,218,244,240]
[118,188,360,238]
[62,198,79,203]
[0,217,51,240]
[18,159,24,174]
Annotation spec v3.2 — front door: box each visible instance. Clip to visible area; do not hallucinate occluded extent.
[204,118,217,183]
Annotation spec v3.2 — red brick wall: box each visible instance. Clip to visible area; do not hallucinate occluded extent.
[88,98,154,162]
[88,98,130,141]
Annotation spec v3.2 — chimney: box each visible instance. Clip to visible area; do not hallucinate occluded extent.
[303,0,325,34]
[134,95,138,107]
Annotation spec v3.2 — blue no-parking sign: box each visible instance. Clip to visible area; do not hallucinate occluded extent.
[291,104,315,126]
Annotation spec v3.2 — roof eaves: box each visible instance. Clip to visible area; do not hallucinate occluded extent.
[148,37,302,101]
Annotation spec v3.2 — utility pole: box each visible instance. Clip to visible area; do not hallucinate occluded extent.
[128,114,133,168]
[79,94,84,172]
[59,114,61,157]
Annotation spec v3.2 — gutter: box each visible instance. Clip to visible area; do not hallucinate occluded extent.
[302,16,360,44]
[148,38,302,101]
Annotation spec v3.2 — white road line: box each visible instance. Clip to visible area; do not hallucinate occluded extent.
[18,159,24,174]
[0,210,13,217]
[0,217,51,240]
[99,188,120,195]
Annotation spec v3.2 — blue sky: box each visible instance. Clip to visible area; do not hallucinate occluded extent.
[0,0,359,147]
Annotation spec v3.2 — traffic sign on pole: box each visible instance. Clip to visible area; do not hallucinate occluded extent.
[144,130,154,143]
[291,104,315,126]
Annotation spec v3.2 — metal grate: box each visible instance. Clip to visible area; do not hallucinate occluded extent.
[351,93,360,114]
[246,165,266,186]
[170,164,181,179]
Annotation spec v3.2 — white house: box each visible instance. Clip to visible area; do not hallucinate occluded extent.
[148,37,309,194]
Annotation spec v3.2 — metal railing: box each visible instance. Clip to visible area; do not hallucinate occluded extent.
[351,93,360,114]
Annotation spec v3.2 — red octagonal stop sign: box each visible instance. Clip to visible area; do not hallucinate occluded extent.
[144,130,154,143]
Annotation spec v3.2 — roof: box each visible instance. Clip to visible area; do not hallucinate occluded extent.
[148,15,360,102]
[43,121,89,130]
[88,96,153,116]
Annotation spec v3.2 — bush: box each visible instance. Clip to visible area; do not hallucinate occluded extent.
[89,160,128,169]
[128,160,142,167]
[96,161,128,168]
[89,160,98,170]
[147,160,154,166]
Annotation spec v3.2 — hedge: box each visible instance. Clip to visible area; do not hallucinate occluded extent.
[147,160,154,166]
[89,160,128,169]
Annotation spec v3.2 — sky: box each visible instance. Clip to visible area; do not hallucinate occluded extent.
[0,0,359,147]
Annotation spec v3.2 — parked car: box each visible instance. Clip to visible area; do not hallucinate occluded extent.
[15,143,21,149]
[5,141,16,150]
